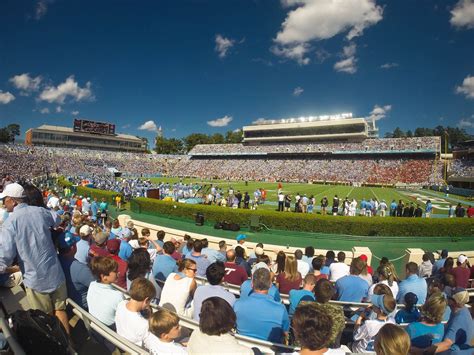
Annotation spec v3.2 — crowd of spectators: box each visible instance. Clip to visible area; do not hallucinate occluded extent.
[450,159,474,178]
[0,181,472,354]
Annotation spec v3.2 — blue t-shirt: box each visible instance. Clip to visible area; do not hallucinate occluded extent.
[239,279,281,302]
[395,308,420,324]
[336,275,369,302]
[321,266,330,275]
[397,275,427,304]
[70,259,95,310]
[288,289,315,316]
[118,240,133,261]
[406,322,444,348]
[234,293,289,343]
[186,254,211,278]
[443,307,474,353]
[152,254,178,282]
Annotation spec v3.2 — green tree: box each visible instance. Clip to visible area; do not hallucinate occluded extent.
[392,127,405,138]
[155,136,184,154]
[183,133,211,152]
[211,133,225,144]
[406,130,413,137]
[225,129,242,143]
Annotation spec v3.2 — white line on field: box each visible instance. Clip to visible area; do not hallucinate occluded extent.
[369,187,380,201]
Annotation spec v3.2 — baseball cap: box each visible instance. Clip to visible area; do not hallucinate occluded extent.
[106,239,121,253]
[458,254,468,264]
[251,261,270,274]
[58,231,80,249]
[79,225,92,237]
[255,246,264,256]
[449,287,469,305]
[93,231,108,245]
[0,183,25,199]
[359,254,368,262]
[236,234,247,242]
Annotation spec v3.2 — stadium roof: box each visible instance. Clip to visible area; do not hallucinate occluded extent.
[35,124,142,141]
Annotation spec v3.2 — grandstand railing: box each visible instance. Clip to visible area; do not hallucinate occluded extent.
[0,315,26,355]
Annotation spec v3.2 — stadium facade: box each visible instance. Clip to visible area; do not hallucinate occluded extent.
[25,121,147,152]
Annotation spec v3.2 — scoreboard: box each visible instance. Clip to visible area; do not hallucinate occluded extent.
[73,119,115,135]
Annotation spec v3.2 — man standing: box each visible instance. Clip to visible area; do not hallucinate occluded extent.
[0,183,70,333]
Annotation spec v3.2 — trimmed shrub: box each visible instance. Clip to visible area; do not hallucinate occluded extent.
[76,186,123,205]
[56,176,73,188]
[130,197,474,237]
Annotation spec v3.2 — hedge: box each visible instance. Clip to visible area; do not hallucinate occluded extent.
[75,186,123,205]
[131,197,474,237]
[56,176,73,188]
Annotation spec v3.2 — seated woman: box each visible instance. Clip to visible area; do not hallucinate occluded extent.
[374,323,410,355]
[159,259,197,317]
[276,255,302,295]
[406,292,446,349]
[187,297,253,355]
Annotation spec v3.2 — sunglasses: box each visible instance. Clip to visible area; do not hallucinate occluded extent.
[186,267,197,273]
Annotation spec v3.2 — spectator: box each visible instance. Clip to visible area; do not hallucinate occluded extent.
[374,324,410,355]
[288,274,316,316]
[271,250,286,275]
[224,249,248,286]
[156,230,165,248]
[429,288,473,353]
[234,268,289,343]
[394,292,420,324]
[115,278,156,346]
[329,252,350,282]
[325,250,335,267]
[159,259,197,316]
[406,292,446,349]
[201,238,225,264]
[295,249,310,278]
[451,254,471,288]
[335,257,369,302]
[145,308,187,354]
[302,246,315,269]
[186,239,211,277]
[192,261,236,321]
[352,294,396,353]
[87,256,124,327]
[418,253,433,278]
[0,183,70,333]
[276,255,302,294]
[369,264,399,299]
[118,228,134,261]
[432,249,448,275]
[397,262,427,304]
[235,234,248,257]
[89,231,111,257]
[152,241,178,282]
[291,302,346,355]
[126,248,159,293]
[188,297,252,355]
[312,256,329,282]
[75,224,92,264]
[106,239,128,289]
[235,246,251,276]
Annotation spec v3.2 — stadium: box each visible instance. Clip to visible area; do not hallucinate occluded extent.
[1,115,473,354]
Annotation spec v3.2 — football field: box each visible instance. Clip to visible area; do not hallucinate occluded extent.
[148,177,473,216]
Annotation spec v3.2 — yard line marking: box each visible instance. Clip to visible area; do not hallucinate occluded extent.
[369,187,380,201]
[347,186,355,198]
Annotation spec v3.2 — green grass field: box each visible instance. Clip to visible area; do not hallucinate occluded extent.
[146,177,473,216]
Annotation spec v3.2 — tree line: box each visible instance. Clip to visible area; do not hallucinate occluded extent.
[385,125,471,152]
[0,124,20,143]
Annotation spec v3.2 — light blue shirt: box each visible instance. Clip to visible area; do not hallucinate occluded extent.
[239,279,281,302]
[397,274,427,304]
[186,254,211,277]
[289,289,315,316]
[0,204,65,293]
[192,284,236,321]
[87,281,125,326]
[336,275,369,302]
[152,254,178,281]
[202,247,226,264]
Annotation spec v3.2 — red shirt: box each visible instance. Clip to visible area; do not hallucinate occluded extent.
[451,266,471,288]
[171,251,183,261]
[224,262,248,286]
[314,273,329,282]
[276,272,302,295]
[467,207,474,218]
[110,255,128,289]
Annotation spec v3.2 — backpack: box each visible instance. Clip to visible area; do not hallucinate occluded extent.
[12,309,71,355]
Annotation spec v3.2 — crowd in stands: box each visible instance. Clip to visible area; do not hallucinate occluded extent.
[0,180,472,354]
[450,159,474,178]
[189,137,441,156]
[171,157,441,185]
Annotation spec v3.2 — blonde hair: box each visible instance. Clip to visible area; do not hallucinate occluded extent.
[377,264,395,287]
[420,292,447,324]
[149,308,179,338]
[284,255,300,282]
[374,324,410,355]
[177,258,196,272]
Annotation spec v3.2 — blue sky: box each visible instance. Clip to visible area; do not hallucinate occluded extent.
[1,0,474,143]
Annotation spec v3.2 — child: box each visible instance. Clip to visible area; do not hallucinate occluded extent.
[352,294,396,353]
[87,256,124,327]
[115,278,156,346]
[395,292,420,324]
[144,308,187,354]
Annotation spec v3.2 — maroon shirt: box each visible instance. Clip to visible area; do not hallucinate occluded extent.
[110,255,128,289]
[276,272,302,295]
[451,266,471,288]
[171,251,183,261]
[224,262,248,286]
[89,244,110,258]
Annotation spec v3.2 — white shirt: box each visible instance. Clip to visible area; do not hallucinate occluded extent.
[368,280,399,299]
[145,333,187,355]
[329,262,350,282]
[47,196,60,209]
[352,318,394,353]
[297,260,310,278]
[115,300,149,346]
[159,273,194,316]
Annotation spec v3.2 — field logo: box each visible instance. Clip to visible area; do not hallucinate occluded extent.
[405,192,450,210]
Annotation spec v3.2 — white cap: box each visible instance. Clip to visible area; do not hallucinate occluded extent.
[79,225,92,237]
[0,183,25,199]
[458,255,468,264]
[255,247,264,256]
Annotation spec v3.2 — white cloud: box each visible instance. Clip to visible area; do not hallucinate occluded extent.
[9,73,42,94]
[334,43,357,74]
[71,110,79,116]
[215,34,235,58]
[0,91,15,104]
[380,62,399,69]
[138,120,158,131]
[458,115,474,129]
[456,75,474,99]
[35,0,54,20]
[270,43,311,65]
[273,0,383,64]
[368,104,392,121]
[450,0,474,29]
[252,118,268,124]
[293,87,304,96]
[315,48,331,63]
[207,115,233,127]
[38,76,93,104]
[40,108,50,114]
[56,106,63,113]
